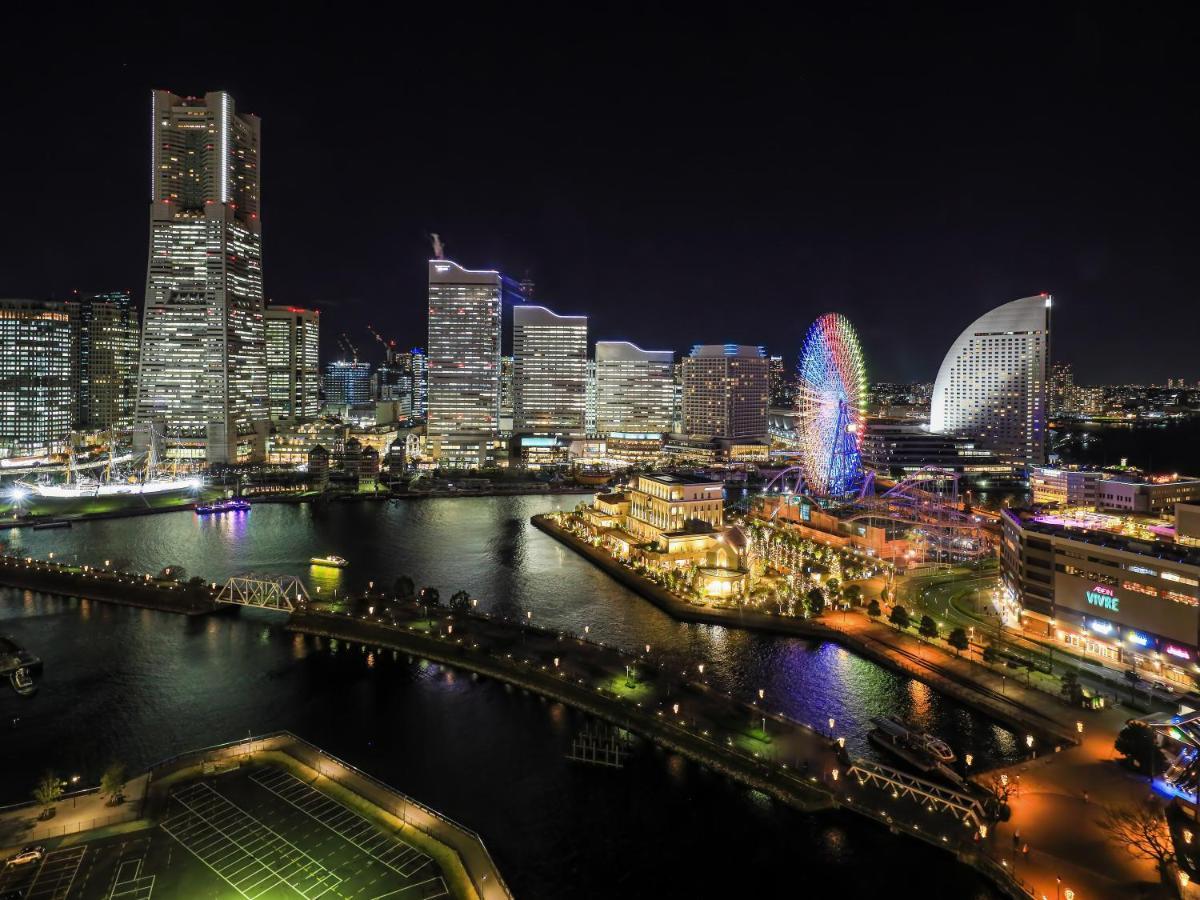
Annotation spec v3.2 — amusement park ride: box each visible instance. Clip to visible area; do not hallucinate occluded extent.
[759,313,993,566]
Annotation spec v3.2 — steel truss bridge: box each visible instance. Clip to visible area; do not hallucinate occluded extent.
[216,574,310,611]
[846,758,987,828]
[757,465,993,563]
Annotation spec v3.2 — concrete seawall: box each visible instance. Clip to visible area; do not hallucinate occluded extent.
[531,514,1078,748]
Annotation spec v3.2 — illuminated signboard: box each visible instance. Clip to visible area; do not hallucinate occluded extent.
[1087,618,1116,637]
[1165,644,1192,661]
[1086,584,1119,612]
[1126,630,1153,649]
[800,504,811,522]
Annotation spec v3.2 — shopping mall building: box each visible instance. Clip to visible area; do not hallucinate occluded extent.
[1001,507,1200,688]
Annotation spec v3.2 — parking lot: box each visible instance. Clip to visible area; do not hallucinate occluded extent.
[0,765,450,899]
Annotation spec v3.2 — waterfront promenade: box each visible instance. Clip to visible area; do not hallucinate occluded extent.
[0,554,215,614]
[288,600,1049,897]
[532,513,1081,748]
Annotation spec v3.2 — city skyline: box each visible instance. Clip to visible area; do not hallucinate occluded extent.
[3,8,1199,385]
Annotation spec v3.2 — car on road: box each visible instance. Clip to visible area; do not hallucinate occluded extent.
[4,845,45,866]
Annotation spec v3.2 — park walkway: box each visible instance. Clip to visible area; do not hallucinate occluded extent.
[0,774,148,848]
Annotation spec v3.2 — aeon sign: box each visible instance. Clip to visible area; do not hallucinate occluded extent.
[1086,584,1120,612]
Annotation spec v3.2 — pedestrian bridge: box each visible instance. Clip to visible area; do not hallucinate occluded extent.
[846,758,987,828]
[216,575,310,611]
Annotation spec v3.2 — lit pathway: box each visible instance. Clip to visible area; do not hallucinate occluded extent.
[0,774,148,849]
[980,706,1165,900]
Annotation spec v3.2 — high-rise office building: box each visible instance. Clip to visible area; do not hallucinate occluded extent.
[135,90,267,464]
[426,259,502,466]
[512,305,587,436]
[767,354,794,407]
[399,349,427,419]
[499,355,515,431]
[68,291,140,431]
[682,345,770,441]
[379,348,427,420]
[265,306,320,422]
[0,299,72,456]
[594,341,675,434]
[1049,361,1075,416]
[323,361,372,406]
[585,360,597,434]
[930,294,1050,468]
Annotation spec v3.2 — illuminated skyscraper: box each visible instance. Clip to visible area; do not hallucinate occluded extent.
[68,290,140,431]
[682,345,769,440]
[264,306,320,422]
[930,294,1050,468]
[1049,361,1075,416]
[323,360,372,406]
[594,341,674,434]
[767,354,794,407]
[0,299,72,456]
[426,259,502,466]
[513,305,587,436]
[134,90,266,464]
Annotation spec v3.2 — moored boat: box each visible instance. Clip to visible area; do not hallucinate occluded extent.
[868,716,960,782]
[195,499,251,515]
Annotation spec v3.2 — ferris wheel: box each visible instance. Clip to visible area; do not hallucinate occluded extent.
[795,312,867,499]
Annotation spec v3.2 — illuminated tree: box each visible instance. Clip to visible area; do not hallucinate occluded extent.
[32,772,61,818]
[101,762,126,806]
[888,604,910,630]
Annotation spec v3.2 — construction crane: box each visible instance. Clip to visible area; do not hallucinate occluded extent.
[338,332,359,364]
[367,324,396,363]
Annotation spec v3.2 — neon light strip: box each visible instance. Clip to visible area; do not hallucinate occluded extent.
[219,92,230,203]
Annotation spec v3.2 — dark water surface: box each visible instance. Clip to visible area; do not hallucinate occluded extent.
[0,497,1006,898]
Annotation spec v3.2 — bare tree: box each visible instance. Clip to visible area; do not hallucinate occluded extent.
[1100,799,1176,881]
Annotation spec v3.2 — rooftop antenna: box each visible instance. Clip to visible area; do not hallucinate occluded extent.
[430,233,444,260]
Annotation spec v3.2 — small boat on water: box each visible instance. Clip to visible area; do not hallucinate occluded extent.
[32,520,71,530]
[0,634,43,697]
[310,555,348,569]
[195,499,251,515]
[868,716,961,782]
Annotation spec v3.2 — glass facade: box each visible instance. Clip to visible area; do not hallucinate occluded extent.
[594,341,674,434]
[512,305,587,436]
[68,291,140,430]
[930,294,1050,467]
[0,300,72,456]
[265,306,320,421]
[135,90,266,464]
[426,260,502,466]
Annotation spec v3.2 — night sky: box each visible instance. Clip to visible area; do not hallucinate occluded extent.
[4,5,1199,384]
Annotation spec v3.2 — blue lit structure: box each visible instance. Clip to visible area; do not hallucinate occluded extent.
[1153,713,1200,804]
[796,313,867,500]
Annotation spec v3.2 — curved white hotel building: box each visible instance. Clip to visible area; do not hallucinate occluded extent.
[594,341,675,434]
[426,259,503,466]
[930,294,1051,468]
[512,304,588,436]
